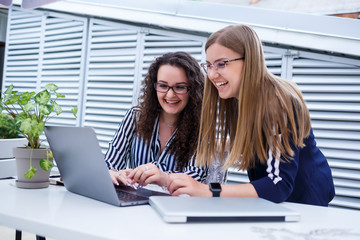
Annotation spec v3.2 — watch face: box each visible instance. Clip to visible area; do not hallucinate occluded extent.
[210,183,221,190]
[210,183,221,197]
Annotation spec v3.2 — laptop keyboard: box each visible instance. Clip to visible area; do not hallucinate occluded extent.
[115,189,148,201]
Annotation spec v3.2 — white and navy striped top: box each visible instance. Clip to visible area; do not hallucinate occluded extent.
[104,108,208,182]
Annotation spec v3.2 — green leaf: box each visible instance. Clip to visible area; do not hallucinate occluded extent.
[39,104,52,115]
[4,84,14,94]
[40,158,54,171]
[53,101,62,115]
[24,166,37,179]
[32,121,45,138]
[47,150,54,159]
[55,93,65,98]
[21,92,33,102]
[16,112,28,120]
[19,119,45,138]
[18,98,29,106]
[5,96,19,105]
[71,106,78,118]
[45,83,58,91]
[0,112,19,138]
[23,102,36,112]
[34,90,51,105]
[20,118,32,134]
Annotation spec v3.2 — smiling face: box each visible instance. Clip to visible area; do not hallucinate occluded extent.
[205,43,244,100]
[156,65,190,118]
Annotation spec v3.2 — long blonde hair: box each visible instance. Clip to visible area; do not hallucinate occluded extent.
[196,24,311,170]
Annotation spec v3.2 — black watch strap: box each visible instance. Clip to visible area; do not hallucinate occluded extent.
[209,182,221,197]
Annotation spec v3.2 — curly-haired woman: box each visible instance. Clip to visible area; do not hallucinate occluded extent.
[105,51,206,188]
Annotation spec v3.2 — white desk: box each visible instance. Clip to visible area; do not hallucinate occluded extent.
[0,179,360,240]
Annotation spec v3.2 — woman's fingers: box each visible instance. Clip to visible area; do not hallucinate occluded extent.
[109,170,120,185]
[127,163,168,187]
[117,170,134,186]
[167,173,210,197]
[167,173,187,193]
[137,164,158,186]
[109,169,134,186]
[129,164,150,178]
[129,164,149,184]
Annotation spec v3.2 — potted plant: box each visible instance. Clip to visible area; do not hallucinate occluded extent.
[0,113,28,178]
[0,83,77,188]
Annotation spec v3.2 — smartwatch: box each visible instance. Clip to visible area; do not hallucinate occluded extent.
[209,182,222,197]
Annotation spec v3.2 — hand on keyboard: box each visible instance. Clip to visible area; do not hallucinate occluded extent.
[127,163,170,189]
[109,169,135,187]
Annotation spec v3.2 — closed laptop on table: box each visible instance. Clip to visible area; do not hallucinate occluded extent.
[149,196,300,223]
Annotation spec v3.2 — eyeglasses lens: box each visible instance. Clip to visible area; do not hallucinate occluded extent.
[154,83,189,94]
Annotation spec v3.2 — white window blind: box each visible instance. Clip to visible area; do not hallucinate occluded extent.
[291,52,360,210]
[41,12,87,127]
[263,46,285,77]
[3,8,42,91]
[2,7,87,129]
[82,19,140,150]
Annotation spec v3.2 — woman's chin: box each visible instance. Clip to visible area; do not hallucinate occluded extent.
[218,92,231,100]
[162,106,183,115]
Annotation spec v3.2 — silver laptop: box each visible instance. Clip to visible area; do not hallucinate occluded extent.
[44,126,169,207]
[149,196,300,223]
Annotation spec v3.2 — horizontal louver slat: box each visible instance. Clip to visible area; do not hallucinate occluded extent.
[82,20,140,151]
[293,54,360,210]
[3,8,41,91]
[263,47,282,76]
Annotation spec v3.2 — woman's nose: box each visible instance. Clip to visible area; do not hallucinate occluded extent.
[208,69,219,80]
[166,88,176,97]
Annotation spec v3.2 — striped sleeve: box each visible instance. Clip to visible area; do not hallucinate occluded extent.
[104,108,136,170]
[181,156,209,183]
[250,145,299,203]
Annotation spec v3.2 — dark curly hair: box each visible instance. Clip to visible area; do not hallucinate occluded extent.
[135,52,204,170]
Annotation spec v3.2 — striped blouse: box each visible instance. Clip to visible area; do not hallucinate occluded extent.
[104,107,208,182]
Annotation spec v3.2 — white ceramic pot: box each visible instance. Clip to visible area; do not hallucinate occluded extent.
[13,147,53,189]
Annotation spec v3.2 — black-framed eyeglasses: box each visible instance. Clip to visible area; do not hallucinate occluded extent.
[154,83,191,95]
[200,57,244,74]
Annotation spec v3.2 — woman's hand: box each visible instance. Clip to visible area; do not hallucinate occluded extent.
[109,169,133,186]
[167,173,212,197]
[127,163,170,187]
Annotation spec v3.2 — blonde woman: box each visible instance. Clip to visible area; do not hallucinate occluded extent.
[167,25,335,206]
